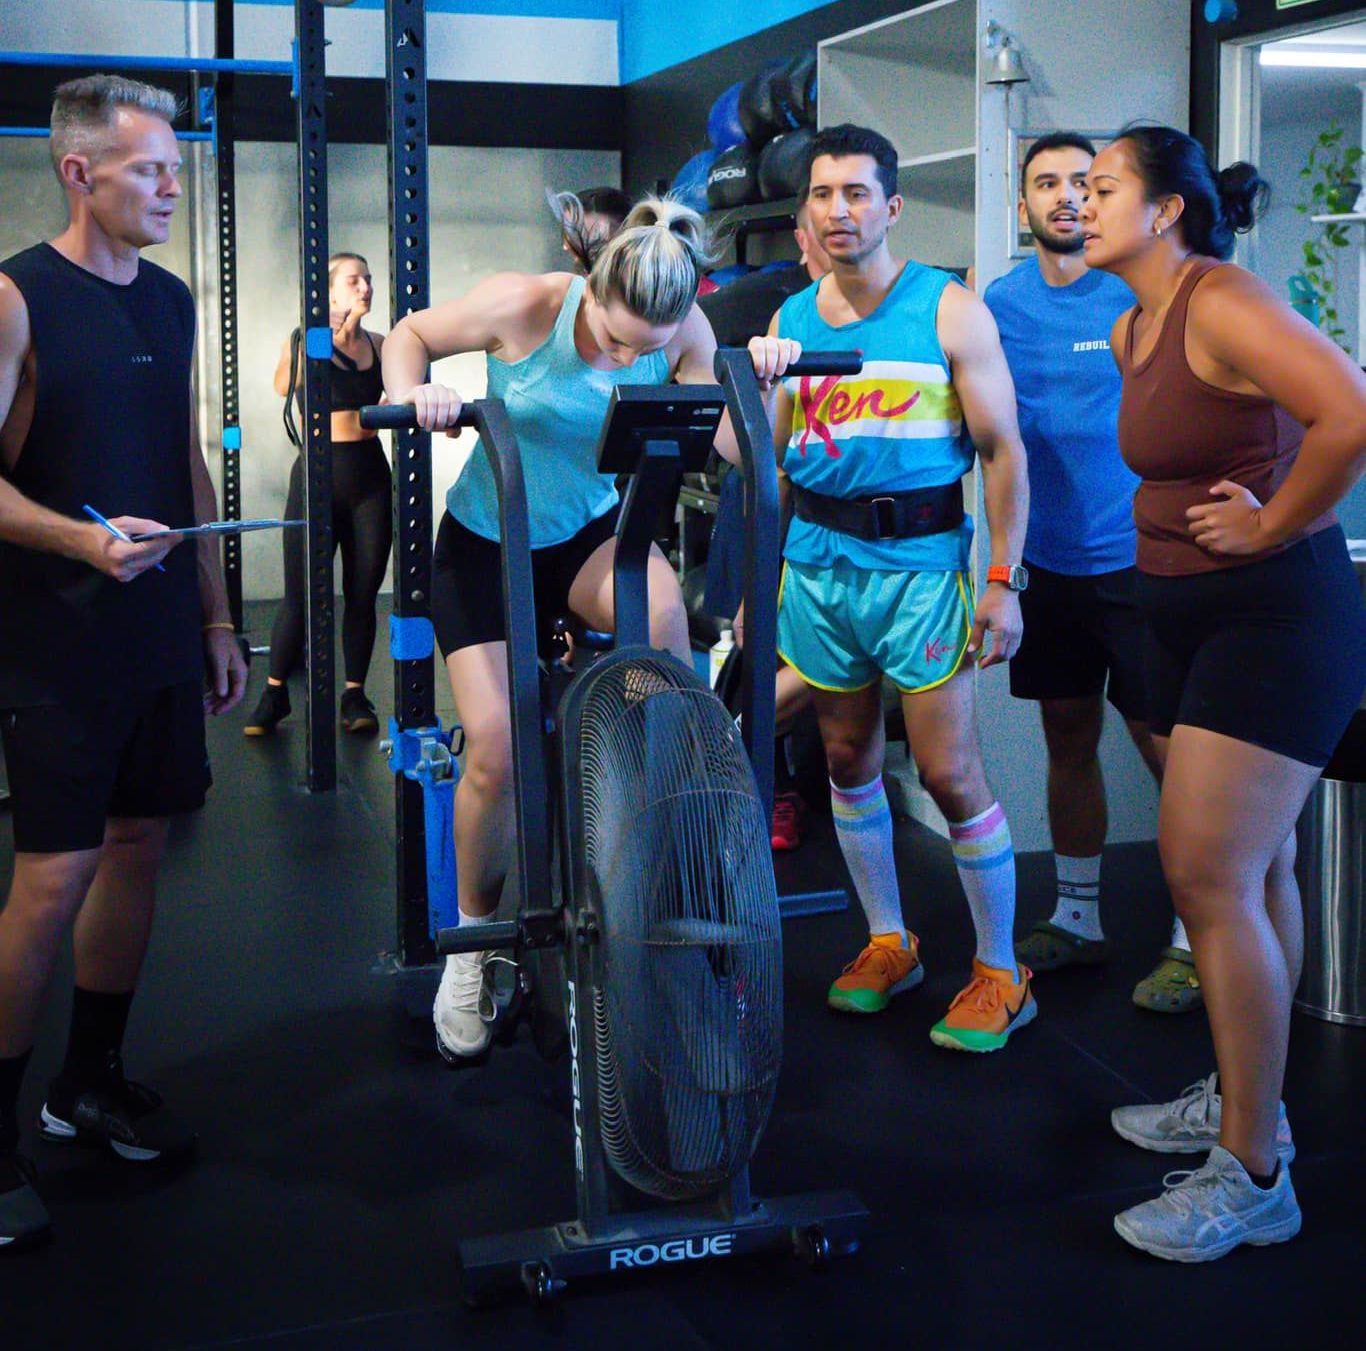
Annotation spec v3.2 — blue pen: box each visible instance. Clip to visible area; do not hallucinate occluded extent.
[82,504,167,573]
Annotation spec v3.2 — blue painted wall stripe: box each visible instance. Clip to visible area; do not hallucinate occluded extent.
[235,0,620,18]
[620,0,828,83]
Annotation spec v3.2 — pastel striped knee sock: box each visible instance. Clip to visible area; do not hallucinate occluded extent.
[830,776,906,943]
[949,801,1018,978]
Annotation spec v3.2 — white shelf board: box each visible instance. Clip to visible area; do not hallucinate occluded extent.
[1310,213,1366,223]
[818,0,972,63]
[898,146,976,169]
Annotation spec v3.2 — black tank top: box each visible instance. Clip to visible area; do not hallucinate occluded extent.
[0,243,201,704]
[330,331,384,411]
[289,329,383,422]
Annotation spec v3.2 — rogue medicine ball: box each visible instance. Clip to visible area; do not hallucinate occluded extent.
[707,142,761,209]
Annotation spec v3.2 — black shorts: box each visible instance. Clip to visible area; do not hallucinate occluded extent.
[431,507,620,658]
[1136,526,1366,768]
[1009,563,1148,720]
[1,680,211,853]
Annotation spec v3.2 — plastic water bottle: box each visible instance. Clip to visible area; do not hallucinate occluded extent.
[709,627,735,688]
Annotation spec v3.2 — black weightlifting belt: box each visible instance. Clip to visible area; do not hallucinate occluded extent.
[791,480,965,541]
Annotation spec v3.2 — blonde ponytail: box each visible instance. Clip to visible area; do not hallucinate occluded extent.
[588,195,717,326]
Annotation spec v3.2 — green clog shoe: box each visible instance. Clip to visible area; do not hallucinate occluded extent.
[1133,946,1203,1013]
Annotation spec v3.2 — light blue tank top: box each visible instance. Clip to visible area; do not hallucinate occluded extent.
[776,262,975,572]
[445,275,673,548]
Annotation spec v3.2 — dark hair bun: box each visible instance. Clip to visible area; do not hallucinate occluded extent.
[1216,162,1268,234]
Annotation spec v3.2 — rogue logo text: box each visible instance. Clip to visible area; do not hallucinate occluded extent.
[608,1234,736,1269]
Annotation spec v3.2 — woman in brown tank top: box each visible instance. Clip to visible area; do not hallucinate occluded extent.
[1079,125,1366,1262]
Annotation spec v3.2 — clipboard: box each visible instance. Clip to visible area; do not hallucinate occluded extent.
[130,518,306,540]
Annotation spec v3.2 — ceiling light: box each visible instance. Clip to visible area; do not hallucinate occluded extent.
[1260,48,1366,69]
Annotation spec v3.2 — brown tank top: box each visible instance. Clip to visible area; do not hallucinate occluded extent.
[1116,258,1334,576]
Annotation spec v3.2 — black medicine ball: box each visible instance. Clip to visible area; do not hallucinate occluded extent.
[738,62,799,147]
[707,142,761,209]
[777,51,817,127]
[758,127,816,202]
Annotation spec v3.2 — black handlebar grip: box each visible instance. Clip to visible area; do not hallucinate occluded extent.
[785,350,864,376]
[436,920,521,955]
[358,404,475,432]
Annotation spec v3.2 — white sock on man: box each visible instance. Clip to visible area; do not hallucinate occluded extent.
[949,802,1018,979]
[1170,914,1191,952]
[830,776,907,944]
[1048,853,1104,940]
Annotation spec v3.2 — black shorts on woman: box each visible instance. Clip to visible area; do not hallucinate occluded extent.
[1138,524,1366,768]
[432,505,620,659]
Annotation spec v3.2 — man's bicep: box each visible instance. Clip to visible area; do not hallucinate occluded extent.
[941,288,1020,452]
[0,278,32,427]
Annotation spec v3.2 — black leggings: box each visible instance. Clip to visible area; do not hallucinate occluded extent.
[269,439,392,685]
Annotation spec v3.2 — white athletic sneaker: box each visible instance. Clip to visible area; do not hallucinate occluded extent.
[433,950,498,1061]
[1111,1073,1295,1163]
[1114,1145,1301,1262]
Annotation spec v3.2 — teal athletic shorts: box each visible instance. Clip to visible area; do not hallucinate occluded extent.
[776,557,974,694]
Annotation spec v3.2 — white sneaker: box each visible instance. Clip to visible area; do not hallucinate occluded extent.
[1114,1145,1301,1262]
[1111,1073,1295,1163]
[433,950,497,1061]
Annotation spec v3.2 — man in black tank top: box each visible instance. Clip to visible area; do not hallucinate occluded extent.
[0,76,246,1252]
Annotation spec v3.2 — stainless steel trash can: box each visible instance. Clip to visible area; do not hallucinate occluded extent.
[1293,541,1366,1026]
[1294,768,1365,1026]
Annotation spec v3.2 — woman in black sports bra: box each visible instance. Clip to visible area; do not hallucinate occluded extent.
[245,252,393,736]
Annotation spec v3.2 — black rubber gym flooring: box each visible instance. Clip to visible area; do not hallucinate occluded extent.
[1,601,1362,1348]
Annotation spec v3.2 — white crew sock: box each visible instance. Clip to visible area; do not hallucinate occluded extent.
[1170,914,1191,952]
[1047,853,1104,941]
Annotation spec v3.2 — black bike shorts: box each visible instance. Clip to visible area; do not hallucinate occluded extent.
[1135,526,1366,768]
[431,507,620,659]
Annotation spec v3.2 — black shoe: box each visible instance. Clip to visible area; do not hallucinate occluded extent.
[339,686,378,734]
[244,682,291,737]
[39,1055,197,1166]
[1,1152,52,1254]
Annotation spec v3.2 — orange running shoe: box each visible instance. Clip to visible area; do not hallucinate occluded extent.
[930,959,1037,1052]
[827,932,924,1014]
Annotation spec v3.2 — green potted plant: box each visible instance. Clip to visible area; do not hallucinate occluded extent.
[1295,124,1363,353]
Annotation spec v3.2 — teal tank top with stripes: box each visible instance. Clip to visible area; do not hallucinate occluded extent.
[446,274,672,548]
[776,261,975,572]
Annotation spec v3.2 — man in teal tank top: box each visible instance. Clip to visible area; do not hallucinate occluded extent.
[768,125,1036,1052]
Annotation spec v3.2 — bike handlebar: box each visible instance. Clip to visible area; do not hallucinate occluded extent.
[357,350,863,432]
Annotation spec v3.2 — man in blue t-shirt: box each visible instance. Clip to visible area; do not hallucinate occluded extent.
[984,132,1197,1014]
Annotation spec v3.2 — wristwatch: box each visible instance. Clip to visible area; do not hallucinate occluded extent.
[986,564,1029,592]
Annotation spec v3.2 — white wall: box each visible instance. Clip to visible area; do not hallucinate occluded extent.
[975,0,1191,291]
[970,0,1190,850]
[0,0,623,604]
[222,141,620,600]
[0,0,620,86]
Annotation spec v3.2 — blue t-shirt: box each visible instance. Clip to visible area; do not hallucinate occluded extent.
[983,257,1138,575]
[776,262,974,573]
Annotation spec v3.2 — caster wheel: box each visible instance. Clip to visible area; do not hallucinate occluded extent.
[798,1225,830,1269]
[522,1261,565,1307]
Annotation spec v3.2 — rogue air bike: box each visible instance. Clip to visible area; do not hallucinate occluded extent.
[359,348,868,1306]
